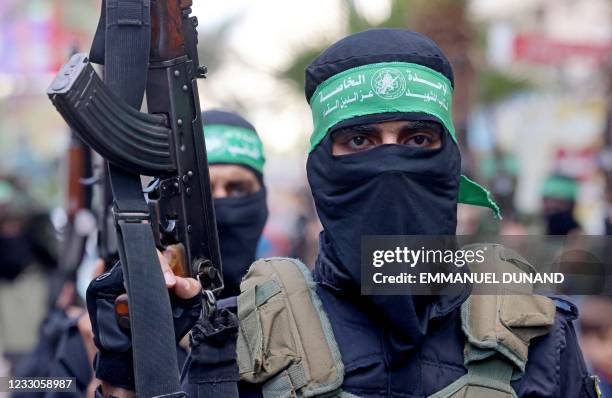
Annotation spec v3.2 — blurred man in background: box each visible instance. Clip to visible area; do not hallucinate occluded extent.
[541,174,582,235]
[202,109,269,300]
[0,177,57,282]
[0,176,57,370]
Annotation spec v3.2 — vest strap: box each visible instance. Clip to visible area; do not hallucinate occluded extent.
[427,244,556,398]
[262,363,308,398]
[428,357,517,398]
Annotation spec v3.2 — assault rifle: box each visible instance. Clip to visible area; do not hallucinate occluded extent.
[47,0,222,395]
[47,5,221,288]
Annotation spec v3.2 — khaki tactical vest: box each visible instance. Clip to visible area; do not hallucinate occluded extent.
[236,245,556,398]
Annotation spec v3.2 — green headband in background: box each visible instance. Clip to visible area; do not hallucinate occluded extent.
[308,61,500,218]
[204,124,265,173]
[541,176,578,200]
[0,180,15,205]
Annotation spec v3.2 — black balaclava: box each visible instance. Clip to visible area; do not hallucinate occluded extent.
[308,132,460,288]
[541,175,581,236]
[202,110,268,298]
[305,29,470,353]
[0,234,33,280]
[545,206,580,235]
[214,189,268,298]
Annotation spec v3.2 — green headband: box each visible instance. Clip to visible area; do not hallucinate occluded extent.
[308,61,500,218]
[541,176,578,200]
[310,61,456,150]
[0,180,15,205]
[204,124,265,173]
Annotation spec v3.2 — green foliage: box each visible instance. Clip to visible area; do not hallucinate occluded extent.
[378,0,412,28]
[280,0,412,90]
[281,48,325,93]
[345,0,371,34]
[479,69,532,104]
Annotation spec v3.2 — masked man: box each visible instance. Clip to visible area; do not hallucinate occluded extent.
[541,174,582,235]
[202,109,269,299]
[87,30,599,398]
[280,28,595,398]
[54,110,268,397]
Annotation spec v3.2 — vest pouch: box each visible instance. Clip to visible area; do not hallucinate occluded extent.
[428,244,556,398]
[236,257,345,397]
[237,279,297,379]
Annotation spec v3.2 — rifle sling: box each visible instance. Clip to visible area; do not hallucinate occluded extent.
[116,216,182,396]
[101,0,184,396]
[105,0,152,107]
[89,0,106,65]
[107,74,184,398]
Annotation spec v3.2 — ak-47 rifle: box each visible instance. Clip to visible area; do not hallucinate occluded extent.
[47,0,221,396]
[47,2,221,289]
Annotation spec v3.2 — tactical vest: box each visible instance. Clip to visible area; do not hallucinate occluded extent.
[235,245,556,398]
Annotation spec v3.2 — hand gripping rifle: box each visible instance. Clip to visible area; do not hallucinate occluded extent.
[47,1,222,396]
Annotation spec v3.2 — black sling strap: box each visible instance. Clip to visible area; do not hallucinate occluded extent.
[91,1,184,396]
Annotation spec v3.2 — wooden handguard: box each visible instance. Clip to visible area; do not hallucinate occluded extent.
[150,0,193,61]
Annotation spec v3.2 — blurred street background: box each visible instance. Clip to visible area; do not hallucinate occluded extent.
[0,0,611,394]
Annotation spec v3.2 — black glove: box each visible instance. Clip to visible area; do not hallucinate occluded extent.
[188,308,240,397]
[86,262,201,390]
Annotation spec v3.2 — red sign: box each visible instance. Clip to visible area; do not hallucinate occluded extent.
[554,148,599,179]
[513,33,612,66]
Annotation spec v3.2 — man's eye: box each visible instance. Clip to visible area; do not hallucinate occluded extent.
[227,183,248,198]
[348,135,370,148]
[405,133,434,147]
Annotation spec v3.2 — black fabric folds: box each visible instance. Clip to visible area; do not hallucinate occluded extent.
[308,135,460,289]
[187,309,240,398]
[546,209,580,235]
[214,188,268,298]
[308,134,468,354]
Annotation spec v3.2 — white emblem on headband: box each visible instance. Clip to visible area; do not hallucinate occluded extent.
[371,68,406,100]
